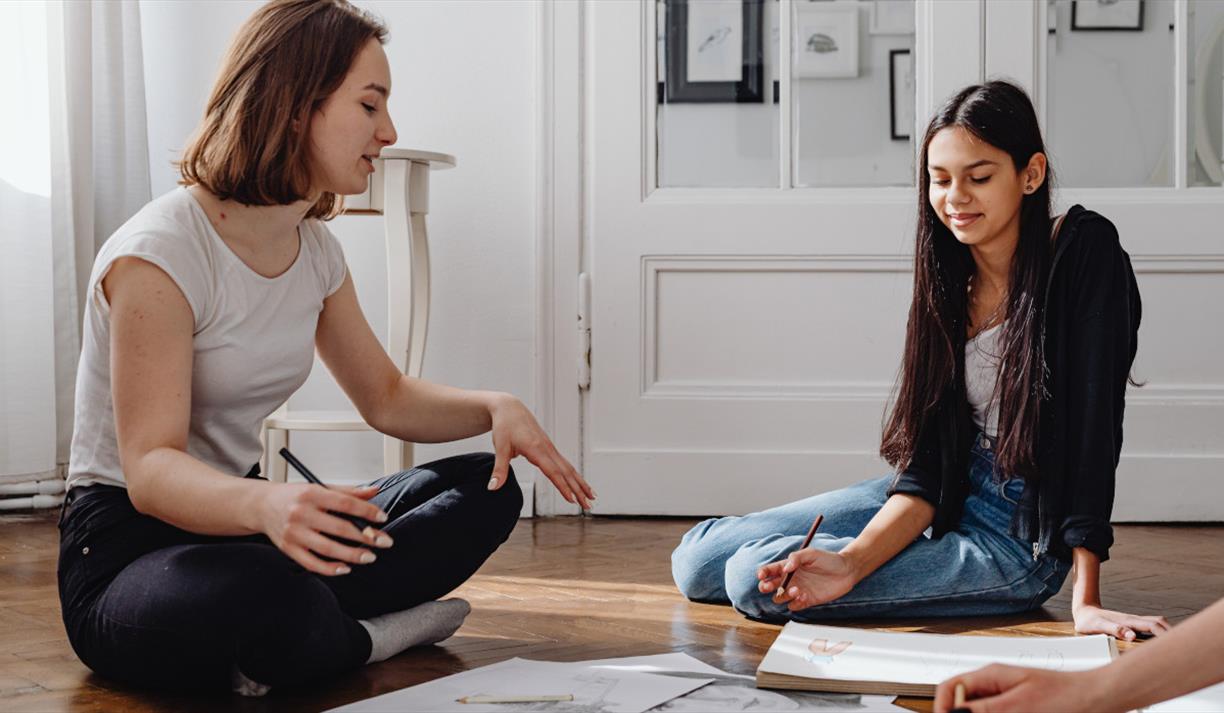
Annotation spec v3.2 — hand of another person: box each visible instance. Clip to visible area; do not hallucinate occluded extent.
[258,483,393,576]
[757,548,858,611]
[1074,604,1171,641]
[935,665,1111,713]
[487,394,596,509]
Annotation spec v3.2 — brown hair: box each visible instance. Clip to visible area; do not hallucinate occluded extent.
[177,0,387,220]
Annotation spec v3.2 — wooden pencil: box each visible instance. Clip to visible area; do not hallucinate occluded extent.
[776,513,824,599]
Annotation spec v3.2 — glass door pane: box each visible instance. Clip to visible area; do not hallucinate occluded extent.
[1188,0,1224,186]
[792,0,916,187]
[657,0,780,187]
[1046,0,1173,187]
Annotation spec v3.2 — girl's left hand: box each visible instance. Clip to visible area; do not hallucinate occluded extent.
[1073,604,1171,641]
[487,394,596,510]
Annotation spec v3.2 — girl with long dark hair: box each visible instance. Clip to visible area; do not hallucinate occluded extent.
[671,80,1166,640]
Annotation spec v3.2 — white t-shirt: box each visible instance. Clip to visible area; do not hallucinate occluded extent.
[965,322,1003,438]
[67,186,348,490]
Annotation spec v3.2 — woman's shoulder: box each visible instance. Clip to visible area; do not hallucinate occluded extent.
[1055,204,1125,260]
[99,187,214,262]
[90,188,220,323]
[298,217,348,296]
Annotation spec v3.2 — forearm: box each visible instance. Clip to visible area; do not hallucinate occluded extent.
[125,446,267,536]
[839,493,935,582]
[1093,598,1224,712]
[371,376,504,443]
[1071,546,1102,610]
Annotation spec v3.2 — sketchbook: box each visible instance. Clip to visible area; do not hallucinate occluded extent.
[1143,681,1224,712]
[756,622,1117,697]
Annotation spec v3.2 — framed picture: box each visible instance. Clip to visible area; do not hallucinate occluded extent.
[1071,0,1143,32]
[889,48,914,141]
[664,0,765,103]
[794,3,859,79]
[869,0,914,36]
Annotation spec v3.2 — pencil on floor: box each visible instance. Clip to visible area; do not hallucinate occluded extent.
[457,694,575,704]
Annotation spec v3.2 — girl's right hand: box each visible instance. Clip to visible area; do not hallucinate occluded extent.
[257,483,394,576]
[934,665,1108,713]
[757,548,859,610]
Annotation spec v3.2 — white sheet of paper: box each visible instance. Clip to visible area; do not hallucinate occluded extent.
[1144,680,1224,712]
[324,657,711,713]
[584,652,907,712]
[759,622,1116,686]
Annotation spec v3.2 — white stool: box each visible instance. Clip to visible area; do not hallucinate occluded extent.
[261,149,457,483]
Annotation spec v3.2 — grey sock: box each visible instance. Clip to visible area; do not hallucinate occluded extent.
[230,665,272,697]
[360,598,471,664]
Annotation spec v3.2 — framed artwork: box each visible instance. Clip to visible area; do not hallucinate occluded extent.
[1071,0,1143,32]
[664,0,765,103]
[794,3,860,79]
[869,0,914,36]
[889,48,913,141]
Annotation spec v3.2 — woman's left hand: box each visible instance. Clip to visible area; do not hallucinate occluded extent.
[1073,604,1171,641]
[487,394,596,509]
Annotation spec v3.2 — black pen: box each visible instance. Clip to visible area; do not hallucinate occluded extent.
[278,447,377,532]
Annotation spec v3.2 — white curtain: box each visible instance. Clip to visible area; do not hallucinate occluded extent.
[0,0,150,507]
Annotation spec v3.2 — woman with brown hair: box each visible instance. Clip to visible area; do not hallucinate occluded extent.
[58,0,592,695]
[671,80,1166,641]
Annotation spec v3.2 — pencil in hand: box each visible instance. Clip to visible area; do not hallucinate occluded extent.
[278,447,374,532]
[774,514,824,602]
[950,681,969,712]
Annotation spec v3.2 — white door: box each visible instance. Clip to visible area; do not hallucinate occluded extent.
[993,0,1224,522]
[583,0,981,515]
[581,0,1224,519]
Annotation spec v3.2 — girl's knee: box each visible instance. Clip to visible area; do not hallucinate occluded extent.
[670,519,730,602]
[722,546,782,620]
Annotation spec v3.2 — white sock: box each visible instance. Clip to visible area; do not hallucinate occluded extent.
[230,665,272,697]
[360,598,471,664]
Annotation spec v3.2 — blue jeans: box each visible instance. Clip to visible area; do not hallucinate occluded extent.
[671,436,1070,622]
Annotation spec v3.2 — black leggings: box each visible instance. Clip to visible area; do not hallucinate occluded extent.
[57,452,521,692]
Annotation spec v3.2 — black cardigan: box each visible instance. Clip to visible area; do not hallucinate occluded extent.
[888,205,1141,563]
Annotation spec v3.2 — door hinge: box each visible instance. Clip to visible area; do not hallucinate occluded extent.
[578,272,591,390]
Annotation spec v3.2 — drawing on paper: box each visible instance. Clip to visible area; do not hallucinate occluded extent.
[805,639,853,666]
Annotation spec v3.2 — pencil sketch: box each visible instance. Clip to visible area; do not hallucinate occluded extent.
[805,638,853,665]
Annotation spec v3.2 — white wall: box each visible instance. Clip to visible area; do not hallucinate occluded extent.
[139,0,542,487]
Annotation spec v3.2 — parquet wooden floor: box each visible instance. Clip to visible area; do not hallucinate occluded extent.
[1,511,1220,712]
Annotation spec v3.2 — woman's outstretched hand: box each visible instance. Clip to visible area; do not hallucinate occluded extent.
[258,482,394,576]
[1073,603,1171,641]
[487,394,596,510]
[757,548,859,611]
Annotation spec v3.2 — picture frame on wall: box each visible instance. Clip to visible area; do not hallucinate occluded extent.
[664,0,765,103]
[1071,0,1143,32]
[889,48,913,141]
[794,3,860,79]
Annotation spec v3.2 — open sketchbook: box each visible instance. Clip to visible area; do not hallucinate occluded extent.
[756,622,1117,697]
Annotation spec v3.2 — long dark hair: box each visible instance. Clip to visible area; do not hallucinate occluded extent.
[881,80,1053,481]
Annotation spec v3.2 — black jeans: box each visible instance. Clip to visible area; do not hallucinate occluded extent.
[57,452,521,692]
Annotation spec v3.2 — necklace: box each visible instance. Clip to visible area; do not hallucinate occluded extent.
[968,273,1006,336]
